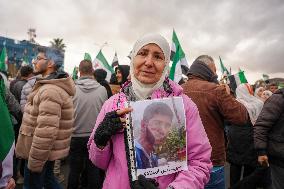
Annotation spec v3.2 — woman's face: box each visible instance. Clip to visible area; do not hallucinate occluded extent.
[116,69,122,83]
[261,91,271,101]
[133,43,165,84]
[257,88,264,97]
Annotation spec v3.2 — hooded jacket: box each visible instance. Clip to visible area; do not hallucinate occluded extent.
[254,88,284,167]
[88,79,212,189]
[20,75,38,112]
[116,65,130,85]
[15,73,75,172]
[73,77,108,137]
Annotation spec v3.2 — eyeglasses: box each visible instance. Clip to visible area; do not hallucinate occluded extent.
[34,56,48,62]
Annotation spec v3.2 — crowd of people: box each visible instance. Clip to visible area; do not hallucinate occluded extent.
[0,33,283,189]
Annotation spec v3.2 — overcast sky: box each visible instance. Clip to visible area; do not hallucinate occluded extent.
[0,0,283,83]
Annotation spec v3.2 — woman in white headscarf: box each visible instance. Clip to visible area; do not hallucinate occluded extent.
[227,84,270,188]
[236,84,264,125]
[261,90,273,102]
[254,87,264,100]
[88,34,212,189]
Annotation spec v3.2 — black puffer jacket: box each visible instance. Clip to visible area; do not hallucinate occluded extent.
[226,120,257,166]
[254,88,284,167]
[10,79,27,102]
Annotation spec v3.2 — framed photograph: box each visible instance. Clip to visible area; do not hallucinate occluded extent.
[125,97,187,180]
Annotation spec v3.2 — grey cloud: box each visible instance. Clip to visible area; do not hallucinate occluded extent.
[0,0,283,75]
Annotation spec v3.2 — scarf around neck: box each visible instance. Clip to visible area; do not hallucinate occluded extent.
[188,60,218,84]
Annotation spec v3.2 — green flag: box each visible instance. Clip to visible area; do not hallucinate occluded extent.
[72,66,78,80]
[84,53,92,62]
[0,77,14,162]
[93,50,114,82]
[238,71,248,83]
[0,46,8,72]
[219,56,229,75]
[227,71,248,92]
[22,56,30,66]
[169,30,189,82]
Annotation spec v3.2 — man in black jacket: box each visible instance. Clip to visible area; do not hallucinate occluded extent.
[10,65,33,103]
[254,88,284,189]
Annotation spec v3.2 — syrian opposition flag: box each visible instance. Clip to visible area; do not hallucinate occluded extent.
[219,56,229,76]
[21,56,30,66]
[169,30,190,83]
[93,50,114,82]
[72,66,78,81]
[228,71,248,92]
[0,78,14,187]
[84,53,92,62]
[111,52,119,68]
[0,45,8,72]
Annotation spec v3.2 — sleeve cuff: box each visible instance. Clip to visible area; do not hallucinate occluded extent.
[95,141,110,152]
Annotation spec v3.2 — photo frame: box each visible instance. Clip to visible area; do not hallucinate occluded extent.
[125,97,187,181]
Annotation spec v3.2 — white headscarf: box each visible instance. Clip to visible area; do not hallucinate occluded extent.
[261,90,273,100]
[254,87,264,100]
[130,33,170,100]
[236,84,264,125]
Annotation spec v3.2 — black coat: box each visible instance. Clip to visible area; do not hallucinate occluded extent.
[99,80,112,98]
[254,88,284,167]
[10,79,27,103]
[226,121,257,166]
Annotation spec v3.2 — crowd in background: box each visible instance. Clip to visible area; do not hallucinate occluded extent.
[0,33,283,189]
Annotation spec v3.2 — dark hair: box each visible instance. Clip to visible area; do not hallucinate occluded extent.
[20,66,33,77]
[94,69,107,82]
[79,60,93,75]
[116,65,130,85]
[268,82,277,87]
[37,47,47,55]
[143,102,173,124]
[37,47,63,70]
[109,73,118,84]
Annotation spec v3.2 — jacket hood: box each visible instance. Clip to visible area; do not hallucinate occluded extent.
[116,65,130,85]
[35,76,75,96]
[75,77,101,93]
[187,60,219,84]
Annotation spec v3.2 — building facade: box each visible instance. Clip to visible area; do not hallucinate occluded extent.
[0,36,64,77]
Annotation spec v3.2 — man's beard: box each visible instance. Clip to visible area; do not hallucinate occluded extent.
[33,60,48,75]
[33,69,45,75]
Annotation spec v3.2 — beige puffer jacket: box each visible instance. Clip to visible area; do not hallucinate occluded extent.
[16,76,75,172]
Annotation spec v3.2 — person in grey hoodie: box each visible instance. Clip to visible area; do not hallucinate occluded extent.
[67,60,108,189]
